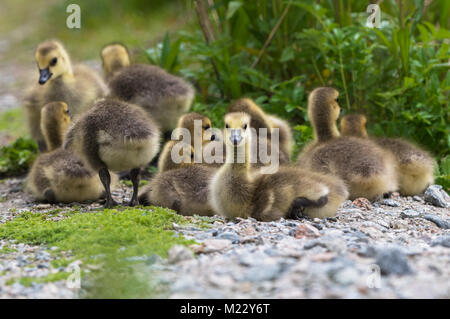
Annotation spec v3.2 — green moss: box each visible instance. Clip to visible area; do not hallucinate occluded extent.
[0,207,195,262]
[0,246,17,253]
[7,272,71,287]
[0,206,201,297]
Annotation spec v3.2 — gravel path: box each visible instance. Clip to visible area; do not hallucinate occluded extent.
[0,176,449,299]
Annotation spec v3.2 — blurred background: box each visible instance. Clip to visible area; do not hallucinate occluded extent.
[0,0,448,188]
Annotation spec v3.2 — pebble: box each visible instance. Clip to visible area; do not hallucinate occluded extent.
[294,224,320,239]
[400,209,422,218]
[381,199,401,207]
[167,245,194,264]
[375,247,412,276]
[424,185,450,208]
[423,214,449,229]
[430,235,450,248]
[217,231,241,243]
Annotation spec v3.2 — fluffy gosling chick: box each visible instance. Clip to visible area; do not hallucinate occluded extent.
[104,44,194,132]
[227,98,291,165]
[138,163,217,216]
[210,112,348,221]
[24,40,108,151]
[40,101,71,151]
[340,114,434,195]
[101,43,131,80]
[162,112,224,169]
[297,87,398,200]
[64,98,161,207]
[158,141,195,172]
[27,102,112,203]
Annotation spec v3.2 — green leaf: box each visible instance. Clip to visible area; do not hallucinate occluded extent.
[279,47,295,62]
[226,1,243,20]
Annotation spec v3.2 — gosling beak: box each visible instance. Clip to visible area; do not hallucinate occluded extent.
[210,134,216,141]
[230,129,242,145]
[39,68,52,85]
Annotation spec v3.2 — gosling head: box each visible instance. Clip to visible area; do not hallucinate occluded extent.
[35,40,72,85]
[40,101,71,151]
[227,98,267,131]
[308,87,341,141]
[340,114,368,138]
[224,112,251,148]
[101,43,130,79]
[176,112,214,144]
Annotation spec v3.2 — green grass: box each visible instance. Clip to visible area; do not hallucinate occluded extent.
[0,0,191,63]
[0,206,202,296]
[0,108,27,139]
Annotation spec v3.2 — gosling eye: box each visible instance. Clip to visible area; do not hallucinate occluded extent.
[243,123,247,130]
[50,57,58,67]
[225,124,229,129]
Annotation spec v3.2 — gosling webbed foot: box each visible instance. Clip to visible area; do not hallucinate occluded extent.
[104,198,118,209]
[287,195,328,220]
[44,189,56,204]
[127,197,139,207]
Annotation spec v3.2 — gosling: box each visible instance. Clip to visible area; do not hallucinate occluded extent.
[340,114,434,196]
[102,43,195,132]
[227,98,291,165]
[296,87,398,200]
[100,42,131,80]
[138,163,217,217]
[24,40,108,151]
[64,98,161,207]
[210,112,348,221]
[27,102,113,203]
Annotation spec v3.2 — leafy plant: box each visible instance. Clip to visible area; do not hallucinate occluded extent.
[145,0,449,187]
[0,137,38,178]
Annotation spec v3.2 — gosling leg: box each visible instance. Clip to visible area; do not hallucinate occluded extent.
[128,167,140,206]
[99,167,117,208]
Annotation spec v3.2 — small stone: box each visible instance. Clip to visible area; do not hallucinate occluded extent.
[239,263,283,282]
[167,245,194,264]
[375,247,412,276]
[381,199,400,207]
[331,267,359,286]
[423,214,449,229]
[194,239,232,253]
[294,224,320,239]
[430,235,450,248]
[35,251,51,261]
[413,195,423,202]
[311,252,337,262]
[424,185,450,208]
[217,231,241,243]
[400,209,422,218]
[352,198,373,210]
